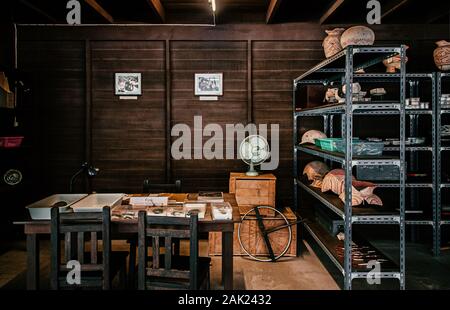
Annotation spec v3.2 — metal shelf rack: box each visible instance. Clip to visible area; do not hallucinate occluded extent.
[293,45,408,290]
[436,72,450,255]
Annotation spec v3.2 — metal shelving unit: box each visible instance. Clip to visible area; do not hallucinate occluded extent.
[293,45,408,290]
[436,72,450,255]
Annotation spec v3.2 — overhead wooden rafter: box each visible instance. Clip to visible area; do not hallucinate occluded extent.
[266,0,282,24]
[320,0,345,25]
[381,0,409,20]
[426,5,450,24]
[147,0,166,23]
[18,0,58,23]
[84,0,114,23]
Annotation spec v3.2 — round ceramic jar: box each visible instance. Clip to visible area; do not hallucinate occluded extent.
[434,40,450,71]
[323,28,345,58]
[340,26,375,49]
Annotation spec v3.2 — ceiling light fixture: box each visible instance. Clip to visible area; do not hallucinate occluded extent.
[208,0,216,25]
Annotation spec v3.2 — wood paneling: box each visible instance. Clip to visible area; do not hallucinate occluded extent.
[18,41,86,195]
[253,41,323,202]
[170,41,248,193]
[90,41,166,193]
[16,24,447,205]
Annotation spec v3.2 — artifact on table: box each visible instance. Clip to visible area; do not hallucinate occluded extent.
[303,161,330,188]
[211,202,233,220]
[383,45,409,73]
[434,40,450,71]
[323,28,345,58]
[197,191,224,203]
[166,206,186,217]
[129,195,169,207]
[184,202,207,219]
[300,130,327,145]
[340,26,375,49]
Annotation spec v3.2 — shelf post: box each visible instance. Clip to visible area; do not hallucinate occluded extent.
[343,47,354,291]
[435,72,442,256]
[399,45,407,290]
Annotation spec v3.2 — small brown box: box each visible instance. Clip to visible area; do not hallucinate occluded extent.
[229,172,276,217]
[208,207,297,257]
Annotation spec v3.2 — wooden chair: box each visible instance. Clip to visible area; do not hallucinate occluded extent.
[128,179,183,287]
[142,179,182,194]
[137,211,210,290]
[50,206,127,290]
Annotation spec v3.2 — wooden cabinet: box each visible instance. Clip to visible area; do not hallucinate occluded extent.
[229,173,276,216]
[209,172,296,257]
[208,207,297,257]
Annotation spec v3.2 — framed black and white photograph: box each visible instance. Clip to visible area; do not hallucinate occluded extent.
[115,73,142,96]
[194,73,223,96]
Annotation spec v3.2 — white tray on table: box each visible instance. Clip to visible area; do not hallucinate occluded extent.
[70,193,125,213]
[26,194,88,220]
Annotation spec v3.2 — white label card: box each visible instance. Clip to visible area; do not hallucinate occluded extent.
[199,96,218,101]
[129,196,168,207]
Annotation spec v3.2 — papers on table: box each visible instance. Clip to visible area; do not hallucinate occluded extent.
[129,196,169,207]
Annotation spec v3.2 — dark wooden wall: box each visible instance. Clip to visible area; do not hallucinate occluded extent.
[16,23,448,205]
[0,24,14,68]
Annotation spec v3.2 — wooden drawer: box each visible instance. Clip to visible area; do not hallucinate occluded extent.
[235,180,270,190]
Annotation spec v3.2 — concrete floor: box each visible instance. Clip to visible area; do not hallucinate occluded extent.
[0,239,338,290]
[1,238,449,290]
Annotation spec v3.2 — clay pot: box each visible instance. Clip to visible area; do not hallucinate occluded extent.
[434,40,450,71]
[383,46,409,73]
[324,88,340,103]
[340,26,375,49]
[323,28,345,58]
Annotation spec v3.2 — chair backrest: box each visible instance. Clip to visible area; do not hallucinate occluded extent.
[143,179,182,194]
[137,211,199,290]
[50,206,111,290]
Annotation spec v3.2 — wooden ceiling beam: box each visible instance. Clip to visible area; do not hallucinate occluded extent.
[381,0,409,20]
[84,0,114,23]
[147,0,166,23]
[427,7,450,24]
[320,0,345,25]
[266,0,282,24]
[18,0,58,23]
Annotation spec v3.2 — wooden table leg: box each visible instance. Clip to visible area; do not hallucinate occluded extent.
[222,231,233,290]
[128,239,136,288]
[26,234,40,290]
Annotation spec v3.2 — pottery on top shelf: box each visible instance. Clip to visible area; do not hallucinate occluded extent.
[383,45,409,73]
[323,28,345,58]
[340,26,375,49]
[434,40,450,71]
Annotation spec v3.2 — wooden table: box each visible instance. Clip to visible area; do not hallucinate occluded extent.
[15,193,241,290]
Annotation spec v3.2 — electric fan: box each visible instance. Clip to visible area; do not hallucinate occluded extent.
[239,135,270,176]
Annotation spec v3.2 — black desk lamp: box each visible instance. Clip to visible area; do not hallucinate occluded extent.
[69,162,99,193]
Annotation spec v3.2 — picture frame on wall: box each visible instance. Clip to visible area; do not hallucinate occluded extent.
[115,73,142,96]
[194,73,223,96]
